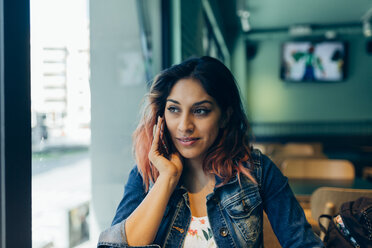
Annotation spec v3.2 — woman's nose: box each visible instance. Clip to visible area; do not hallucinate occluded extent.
[177,113,194,134]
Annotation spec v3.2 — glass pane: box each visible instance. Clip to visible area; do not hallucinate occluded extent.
[31,0,91,247]
[31,0,162,247]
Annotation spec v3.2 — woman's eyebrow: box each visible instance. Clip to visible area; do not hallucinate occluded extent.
[192,100,213,106]
[166,99,213,106]
[166,99,180,104]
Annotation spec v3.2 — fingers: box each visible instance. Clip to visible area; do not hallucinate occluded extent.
[150,116,162,156]
[170,152,182,165]
[153,124,156,138]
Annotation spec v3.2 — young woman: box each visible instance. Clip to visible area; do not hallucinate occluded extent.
[98,56,324,248]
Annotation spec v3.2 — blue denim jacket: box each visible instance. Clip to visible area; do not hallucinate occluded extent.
[98,149,324,248]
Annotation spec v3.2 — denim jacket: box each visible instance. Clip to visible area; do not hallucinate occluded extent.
[98,149,324,248]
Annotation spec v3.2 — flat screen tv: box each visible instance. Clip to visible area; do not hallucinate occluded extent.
[280,41,347,82]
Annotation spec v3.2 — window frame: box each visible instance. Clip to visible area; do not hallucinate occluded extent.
[0,0,31,247]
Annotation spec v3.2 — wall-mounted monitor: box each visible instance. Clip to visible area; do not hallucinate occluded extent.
[280,41,347,82]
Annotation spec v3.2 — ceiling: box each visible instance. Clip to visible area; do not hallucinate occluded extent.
[242,0,372,30]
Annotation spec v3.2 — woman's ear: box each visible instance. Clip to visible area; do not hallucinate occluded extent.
[220,107,233,128]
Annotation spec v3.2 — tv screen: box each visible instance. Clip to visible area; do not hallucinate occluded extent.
[280,41,347,82]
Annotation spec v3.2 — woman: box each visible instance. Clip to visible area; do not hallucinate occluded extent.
[98,56,324,248]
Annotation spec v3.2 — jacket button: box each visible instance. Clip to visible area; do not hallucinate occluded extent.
[219,227,228,237]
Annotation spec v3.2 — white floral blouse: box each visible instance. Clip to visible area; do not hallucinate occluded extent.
[183,216,217,248]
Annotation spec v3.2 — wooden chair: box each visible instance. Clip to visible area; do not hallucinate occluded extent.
[270,143,326,170]
[280,143,315,156]
[281,158,355,180]
[363,166,372,181]
[282,159,355,234]
[311,187,372,240]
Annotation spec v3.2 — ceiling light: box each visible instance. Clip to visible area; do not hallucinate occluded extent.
[289,25,312,36]
[237,10,251,32]
[362,8,372,37]
[324,30,337,39]
[363,21,372,37]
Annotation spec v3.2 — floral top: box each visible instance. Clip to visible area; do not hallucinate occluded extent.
[183,216,217,248]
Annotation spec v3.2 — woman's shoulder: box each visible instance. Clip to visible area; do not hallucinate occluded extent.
[251,147,278,166]
[128,165,142,180]
[249,148,262,165]
[245,147,272,169]
[124,165,146,190]
[127,165,158,192]
[239,148,280,185]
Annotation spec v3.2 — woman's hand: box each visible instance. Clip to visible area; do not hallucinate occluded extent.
[149,116,183,180]
[125,117,183,246]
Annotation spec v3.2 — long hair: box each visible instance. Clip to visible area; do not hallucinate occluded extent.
[133,56,254,191]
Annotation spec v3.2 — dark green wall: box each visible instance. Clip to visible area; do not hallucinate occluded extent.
[246,36,372,136]
[181,0,204,59]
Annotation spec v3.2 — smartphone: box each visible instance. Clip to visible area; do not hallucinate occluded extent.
[153,117,173,159]
[159,120,173,159]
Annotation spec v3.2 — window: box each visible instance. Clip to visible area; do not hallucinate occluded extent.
[30,0,162,246]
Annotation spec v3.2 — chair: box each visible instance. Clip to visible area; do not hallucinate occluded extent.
[363,166,372,181]
[310,187,372,240]
[270,143,326,170]
[282,159,355,235]
[280,143,315,156]
[281,158,355,180]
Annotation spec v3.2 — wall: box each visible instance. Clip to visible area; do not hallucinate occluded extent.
[181,0,204,59]
[89,0,156,236]
[245,35,372,136]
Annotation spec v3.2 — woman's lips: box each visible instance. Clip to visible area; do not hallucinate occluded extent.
[176,137,200,146]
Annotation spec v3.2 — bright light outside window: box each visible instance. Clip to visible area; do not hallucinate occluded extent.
[31,0,91,247]
[30,0,162,246]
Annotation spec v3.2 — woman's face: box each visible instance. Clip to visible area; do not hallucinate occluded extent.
[164,78,223,163]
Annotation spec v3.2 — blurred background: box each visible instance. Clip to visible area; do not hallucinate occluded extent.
[1,0,372,247]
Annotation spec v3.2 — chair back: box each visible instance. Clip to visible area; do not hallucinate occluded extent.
[270,143,326,170]
[311,187,372,221]
[310,187,372,240]
[282,159,355,180]
[363,166,372,181]
[281,143,315,156]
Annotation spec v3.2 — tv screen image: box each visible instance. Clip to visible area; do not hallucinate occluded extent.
[280,41,346,82]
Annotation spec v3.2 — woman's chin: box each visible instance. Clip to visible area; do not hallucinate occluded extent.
[177,150,204,162]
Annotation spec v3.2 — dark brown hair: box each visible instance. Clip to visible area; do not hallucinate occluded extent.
[133,56,254,191]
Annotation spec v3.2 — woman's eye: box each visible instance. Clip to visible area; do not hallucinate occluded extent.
[194,108,210,116]
[167,106,179,113]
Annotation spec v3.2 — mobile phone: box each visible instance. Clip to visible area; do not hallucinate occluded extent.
[159,120,172,158]
[153,117,173,158]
